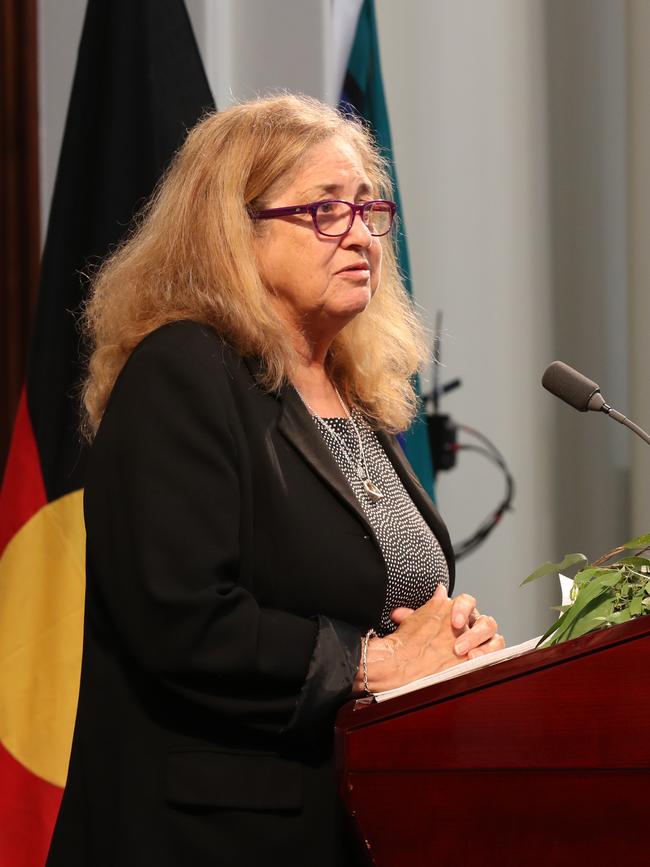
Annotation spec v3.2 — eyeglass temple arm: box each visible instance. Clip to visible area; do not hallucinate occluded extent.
[250,205,310,219]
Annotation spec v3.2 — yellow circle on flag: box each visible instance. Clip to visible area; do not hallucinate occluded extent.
[0,490,85,786]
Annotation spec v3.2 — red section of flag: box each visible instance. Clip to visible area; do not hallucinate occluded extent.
[0,389,47,556]
[0,741,62,867]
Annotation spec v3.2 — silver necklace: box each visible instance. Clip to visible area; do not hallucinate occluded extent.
[295,386,384,503]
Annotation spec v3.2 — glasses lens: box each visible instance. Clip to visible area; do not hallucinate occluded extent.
[365,202,394,236]
[314,201,353,236]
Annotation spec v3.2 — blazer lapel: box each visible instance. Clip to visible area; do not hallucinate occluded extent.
[277,386,379,541]
[273,376,455,591]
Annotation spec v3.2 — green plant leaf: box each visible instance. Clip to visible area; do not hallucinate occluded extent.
[621,570,650,585]
[539,593,603,647]
[623,533,650,549]
[573,567,619,588]
[537,605,573,647]
[609,609,632,625]
[521,553,587,586]
[539,572,621,647]
[617,556,650,569]
[563,596,616,641]
[629,596,644,616]
[570,569,621,595]
[560,589,616,642]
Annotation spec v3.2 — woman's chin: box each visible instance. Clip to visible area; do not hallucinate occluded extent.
[335,286,373,319]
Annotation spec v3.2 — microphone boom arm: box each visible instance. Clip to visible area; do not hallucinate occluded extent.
[603,404,650,446]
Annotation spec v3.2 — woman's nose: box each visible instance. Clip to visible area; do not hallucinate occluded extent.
[343,211,373,247]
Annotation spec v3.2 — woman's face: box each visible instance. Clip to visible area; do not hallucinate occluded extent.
[254,136,383,348]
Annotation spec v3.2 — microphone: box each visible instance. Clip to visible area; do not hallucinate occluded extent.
[542,360,650,446]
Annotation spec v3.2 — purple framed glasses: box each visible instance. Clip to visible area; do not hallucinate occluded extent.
[249,199,397,237]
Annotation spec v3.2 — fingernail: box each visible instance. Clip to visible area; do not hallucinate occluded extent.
[455,641,469,655]
[453,614,464,628]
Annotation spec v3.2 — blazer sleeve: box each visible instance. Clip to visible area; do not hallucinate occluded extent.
[84,325,360,736]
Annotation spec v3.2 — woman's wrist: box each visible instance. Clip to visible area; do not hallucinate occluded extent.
[353,633,373,696]
[360,628,377,694]
[352,633,406,696]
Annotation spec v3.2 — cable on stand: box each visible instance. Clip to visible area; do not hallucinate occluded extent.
[424,312,515,561]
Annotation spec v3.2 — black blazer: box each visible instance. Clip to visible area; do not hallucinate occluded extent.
[46,321,454,867]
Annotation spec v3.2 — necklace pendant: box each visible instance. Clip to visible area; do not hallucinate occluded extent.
[363,478,383,502]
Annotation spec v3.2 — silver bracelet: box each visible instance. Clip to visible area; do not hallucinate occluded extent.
[362,628,377,696]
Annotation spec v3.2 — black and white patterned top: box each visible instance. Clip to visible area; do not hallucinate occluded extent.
[312,410,450,636]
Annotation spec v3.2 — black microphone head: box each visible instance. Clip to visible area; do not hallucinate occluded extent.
[542,361,605,412]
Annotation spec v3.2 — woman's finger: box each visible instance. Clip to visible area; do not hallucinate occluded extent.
[466,633,506,659]
[390,584,448,625]
[453,613,498,656]
[450,592,477,629]
[390,606,415,625]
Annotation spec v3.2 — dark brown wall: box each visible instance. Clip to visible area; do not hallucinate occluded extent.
[0,0,40,473]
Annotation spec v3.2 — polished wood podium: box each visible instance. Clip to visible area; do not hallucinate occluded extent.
[336,615,650,866]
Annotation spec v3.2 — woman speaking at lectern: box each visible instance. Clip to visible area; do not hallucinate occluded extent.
[47,95,504,867]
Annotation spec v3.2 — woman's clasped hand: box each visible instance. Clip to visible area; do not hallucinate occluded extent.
[355,584,505,695]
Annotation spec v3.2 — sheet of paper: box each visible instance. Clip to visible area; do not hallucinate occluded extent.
[559,573,575,607]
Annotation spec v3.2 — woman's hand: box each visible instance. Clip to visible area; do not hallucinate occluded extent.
[390,585,505,660]
[353,584,469,695]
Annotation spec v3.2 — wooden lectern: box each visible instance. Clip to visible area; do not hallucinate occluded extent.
[336,615,650,866]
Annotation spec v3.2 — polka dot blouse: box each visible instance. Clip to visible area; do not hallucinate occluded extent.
[313,410,450,636]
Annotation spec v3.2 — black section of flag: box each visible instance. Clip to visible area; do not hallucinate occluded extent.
[28,0,215,501]
[341,72,364,118]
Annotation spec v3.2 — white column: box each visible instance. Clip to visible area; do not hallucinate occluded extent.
[627,0,650,535]
[545,0,630,558]
[190,0,329,108]
[37,0,86,241]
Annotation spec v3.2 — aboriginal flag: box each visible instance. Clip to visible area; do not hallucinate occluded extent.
[0,2,214,864]
[339,0,435,496]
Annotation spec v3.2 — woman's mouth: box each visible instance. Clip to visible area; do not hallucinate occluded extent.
[338,262,370,278]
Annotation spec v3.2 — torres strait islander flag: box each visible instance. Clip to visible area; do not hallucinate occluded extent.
[336,0,436,497]
[0,2,214,864]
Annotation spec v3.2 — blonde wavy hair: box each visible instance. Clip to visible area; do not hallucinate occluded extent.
[81,93,427,436]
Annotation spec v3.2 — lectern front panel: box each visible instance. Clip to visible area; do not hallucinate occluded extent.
[336,616,650,866]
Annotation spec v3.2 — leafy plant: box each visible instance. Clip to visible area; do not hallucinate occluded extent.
[521,532,650,647]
